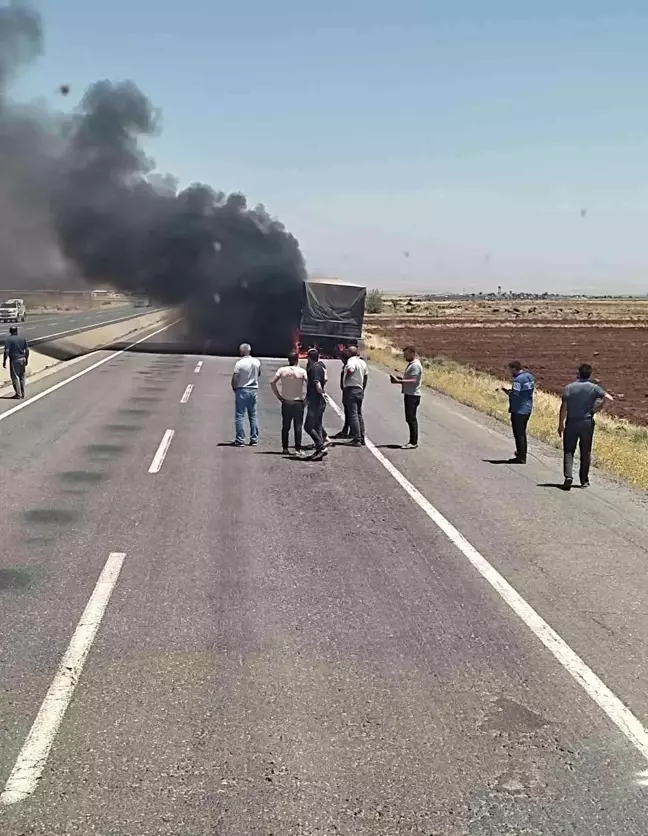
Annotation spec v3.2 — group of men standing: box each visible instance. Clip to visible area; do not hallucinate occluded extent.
[270,345,370,461]
[231,342,424,460]
[269,347,330,460]
[2,320,614,487]
[231,343,334,461]
[229,341,612,488]
[504,360,613,490]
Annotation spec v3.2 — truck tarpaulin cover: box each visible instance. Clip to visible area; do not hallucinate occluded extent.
[300,281,366,340]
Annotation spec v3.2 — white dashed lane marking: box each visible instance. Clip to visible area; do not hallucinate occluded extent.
[148,429,175,474]
[1,552,127,805]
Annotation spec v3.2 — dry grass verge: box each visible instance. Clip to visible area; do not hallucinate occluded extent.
[364,331,648,490]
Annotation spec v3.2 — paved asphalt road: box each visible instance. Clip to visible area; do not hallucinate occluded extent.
[2,325,648,834]
[0,305,159,345]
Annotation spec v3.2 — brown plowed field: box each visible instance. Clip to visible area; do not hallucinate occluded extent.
[374,324,648,426]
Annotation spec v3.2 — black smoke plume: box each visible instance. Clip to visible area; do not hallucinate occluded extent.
[0,2,70,288]
[1,2,307,353]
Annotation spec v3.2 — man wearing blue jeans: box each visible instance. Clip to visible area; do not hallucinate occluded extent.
[231,343,261,446]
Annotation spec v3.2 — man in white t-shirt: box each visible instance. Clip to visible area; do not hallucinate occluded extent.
[271,352,308,454]
[342,345,368,446]
[231,343,261,446]
[389,345,423,449]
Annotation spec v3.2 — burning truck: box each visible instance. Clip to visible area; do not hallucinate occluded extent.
[297,277,367,358]
[186,276,366,358]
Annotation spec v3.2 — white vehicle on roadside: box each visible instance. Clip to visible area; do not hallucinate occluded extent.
[0,298,26,322]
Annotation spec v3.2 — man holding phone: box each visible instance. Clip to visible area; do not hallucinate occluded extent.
[390,345,422,449]
[501,360,535,464]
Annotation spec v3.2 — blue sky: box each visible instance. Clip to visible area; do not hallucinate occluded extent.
[14,1,648,292]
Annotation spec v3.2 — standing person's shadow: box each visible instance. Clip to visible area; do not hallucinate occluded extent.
[538,482,584,491]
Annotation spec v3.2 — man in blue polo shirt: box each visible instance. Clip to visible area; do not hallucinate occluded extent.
[502,360,535,464]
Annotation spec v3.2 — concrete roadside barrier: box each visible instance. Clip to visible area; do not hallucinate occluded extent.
[0,308,175,394]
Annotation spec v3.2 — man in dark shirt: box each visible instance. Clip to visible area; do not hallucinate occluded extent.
[304,348,328,460]
[3,326,29,399]
[306,349,330,446]
[559,363,613,490]
[501,360,535,464]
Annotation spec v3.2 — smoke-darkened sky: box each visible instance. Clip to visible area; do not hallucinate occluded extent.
[0,1,307,304]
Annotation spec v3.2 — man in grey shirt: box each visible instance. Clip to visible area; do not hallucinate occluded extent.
[558,363,613,490]
[390,345,423,449]
[3,325,29,399]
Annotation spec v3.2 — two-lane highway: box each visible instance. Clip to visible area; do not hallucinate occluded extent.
[2,333,648,834]
[1,305,163,345]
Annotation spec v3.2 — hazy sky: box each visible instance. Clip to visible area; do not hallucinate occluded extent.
[14,1,648,293]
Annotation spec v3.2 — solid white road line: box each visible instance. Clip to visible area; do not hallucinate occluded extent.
[148,429,175,473]
[0,320,180,425]
[325,395,648,764]
[194,361,203,374]
[0,351,101,399]
[180,384,194,404]
[1,552,126,805]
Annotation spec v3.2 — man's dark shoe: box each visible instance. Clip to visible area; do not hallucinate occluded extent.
[563,478,573,491]
[10,394,20,399]
[311,449,328,461]
[249,439,258,446]
[580,480,590,488]
[331,431,349,439]
[233,440,245,447]
[349,439,363,447]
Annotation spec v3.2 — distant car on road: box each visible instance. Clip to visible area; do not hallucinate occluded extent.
[133,295,149,308]
[0,298,26,323]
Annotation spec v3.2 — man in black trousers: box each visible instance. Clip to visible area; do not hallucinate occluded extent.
[501,360,535,464]
[389,345,423,449]
[341,345,368,446]
[3,325,29,399]
[332,348,351,440]
[304,348,328,461]
[559,363,613,490]
[271,352,308,455]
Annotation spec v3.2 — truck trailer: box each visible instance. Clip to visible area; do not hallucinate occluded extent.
[298,278,367,358]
